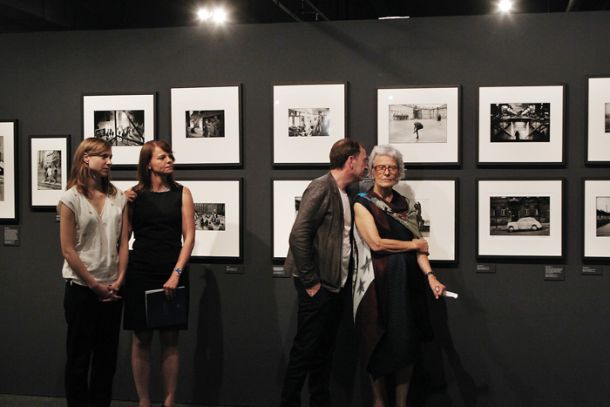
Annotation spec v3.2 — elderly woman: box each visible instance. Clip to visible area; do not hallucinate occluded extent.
[352,144,445,407]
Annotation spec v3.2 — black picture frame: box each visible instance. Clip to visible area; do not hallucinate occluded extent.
[377,85,462,168]
[583,178,610,261]
[170,85,243,168]
[82,92,157,168]
[476,178,565,261]
[28,135,71,211]
[477,85,566,167]
[177,177,244,263]
[272,82,348,168]
[0,119,18,224]
[585,75,610,166]
[271,177,316,265]
[357,177,459,266]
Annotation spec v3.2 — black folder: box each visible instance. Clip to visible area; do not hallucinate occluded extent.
[144,286,187,328]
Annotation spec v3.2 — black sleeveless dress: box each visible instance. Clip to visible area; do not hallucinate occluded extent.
[354,190,432,378]
[123,185,189,330]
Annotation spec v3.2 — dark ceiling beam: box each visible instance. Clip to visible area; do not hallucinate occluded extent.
[0,0,70,27]
[566,0,580,11]
[272,0,303,22]
[302,0,329,21]
[272,0,329,22]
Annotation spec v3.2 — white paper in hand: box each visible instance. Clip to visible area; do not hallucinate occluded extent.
[442,290,458,299]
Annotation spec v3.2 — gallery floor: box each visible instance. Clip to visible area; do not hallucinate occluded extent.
[0,394,210,406]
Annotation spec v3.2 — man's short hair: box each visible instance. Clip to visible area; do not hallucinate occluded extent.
[329,139,363,169]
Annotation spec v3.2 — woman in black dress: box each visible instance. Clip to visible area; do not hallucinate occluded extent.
[123,140,195,407]
[352,145,445,407]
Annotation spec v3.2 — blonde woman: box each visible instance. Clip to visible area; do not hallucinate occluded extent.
[59,138,129,407]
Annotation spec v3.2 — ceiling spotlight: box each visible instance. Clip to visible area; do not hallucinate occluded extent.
[212,7,228,24]
[497,0,514,13]
[197,6,228,24]
[197,8,212,22]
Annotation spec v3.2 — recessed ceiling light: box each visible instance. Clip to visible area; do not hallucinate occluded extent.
[497,0,514,13]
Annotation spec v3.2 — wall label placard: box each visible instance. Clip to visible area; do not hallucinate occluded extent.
[581,265,603,275]
[476,264,496,273]
[544,265,565,281]
[225,265,244,274]
[272,266,289,278]
[3,226,20,246]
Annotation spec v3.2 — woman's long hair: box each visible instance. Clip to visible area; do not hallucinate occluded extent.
[134,140,179,193]
[67,138,117,198]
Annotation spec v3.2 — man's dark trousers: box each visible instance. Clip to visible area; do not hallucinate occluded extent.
[280,278,344,407]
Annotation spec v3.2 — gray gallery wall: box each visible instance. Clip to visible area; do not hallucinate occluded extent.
[0,11,609,407]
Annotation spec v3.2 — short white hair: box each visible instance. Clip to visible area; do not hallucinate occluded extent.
[368,144,405,179]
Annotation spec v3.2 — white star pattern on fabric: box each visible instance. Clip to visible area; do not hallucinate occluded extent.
[352,228,374,321]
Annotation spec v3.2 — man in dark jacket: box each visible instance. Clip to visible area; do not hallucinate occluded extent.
[281,139,367,407]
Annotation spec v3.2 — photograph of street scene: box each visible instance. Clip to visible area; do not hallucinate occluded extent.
[490,103,550,142]
[389,103,447,143]
[490,196,550,236]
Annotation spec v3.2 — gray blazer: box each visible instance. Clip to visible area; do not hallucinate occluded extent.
[284,172,348,293]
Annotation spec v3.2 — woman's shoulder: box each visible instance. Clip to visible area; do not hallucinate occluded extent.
[354,191,373,207]
[59,185,81,202]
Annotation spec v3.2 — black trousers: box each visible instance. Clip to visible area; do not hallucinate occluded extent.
[64,281,122,407]
[280,279,344,407]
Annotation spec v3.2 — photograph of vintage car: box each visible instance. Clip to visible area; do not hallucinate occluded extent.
[506,217,542,232]
[489,196,550,236]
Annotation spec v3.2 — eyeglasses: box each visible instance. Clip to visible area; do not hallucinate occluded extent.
[373,164,399,173]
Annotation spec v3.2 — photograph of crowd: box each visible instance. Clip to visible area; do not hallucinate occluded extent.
[490,103,550,142]
[597,196,610,237]
[185,110,225,138]
[605,103,610,133]
[288,108,330,137]
[36,150,62,190]
[489,196,550,236]
[389,103,447,143]
[94,110,145,146]
[0,135,4,201]
[194,202,226,231]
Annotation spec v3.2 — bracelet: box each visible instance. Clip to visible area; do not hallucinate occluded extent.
[424,271,435,278]
[174,267,183,276]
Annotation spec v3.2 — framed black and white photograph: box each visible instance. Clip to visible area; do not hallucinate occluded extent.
[478,85,565,165]
[273,83,346,166]
[358,178,458,263]
[171,86,241,166]
[272,179,312,262]
[83,93,156,166]
[0,120,18,223]
[477,179,564,259]
[179,179,242,261]
[29,135,70,210]
[586,76,610,165]
[378,86,460,166]
[583,179,610,260]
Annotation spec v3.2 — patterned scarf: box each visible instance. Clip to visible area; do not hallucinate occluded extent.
[358,191,422,238]
[352,190,421,320]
